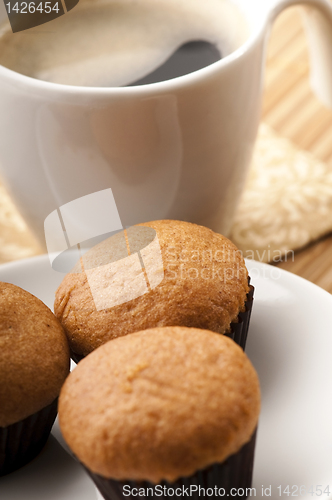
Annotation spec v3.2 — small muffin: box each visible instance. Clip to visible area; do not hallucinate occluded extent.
[54,220,253,360]
[0,282,70,475]
[59,327,260,497]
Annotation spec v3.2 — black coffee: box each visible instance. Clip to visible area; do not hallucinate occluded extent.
[129,41,222,86]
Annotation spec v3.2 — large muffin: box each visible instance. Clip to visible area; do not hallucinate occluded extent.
[0,282,70,475]
[54,220,251,359]
[58,326,260,497]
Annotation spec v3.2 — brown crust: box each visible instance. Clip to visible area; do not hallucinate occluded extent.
[0,282,70,427]
[58,327,260,483]
[54,220,249,357]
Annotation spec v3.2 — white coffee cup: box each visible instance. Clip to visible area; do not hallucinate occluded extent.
[0,0,332,245]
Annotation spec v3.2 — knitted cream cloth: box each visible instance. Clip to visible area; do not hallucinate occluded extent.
[0,185,42,263]
[0,123,332,264]
[230,124,332,262]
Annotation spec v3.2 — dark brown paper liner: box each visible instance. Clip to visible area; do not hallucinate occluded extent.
[88,429,257,500]
[0,398,58,476]
[71,280,254,363]
[226,282,254,351]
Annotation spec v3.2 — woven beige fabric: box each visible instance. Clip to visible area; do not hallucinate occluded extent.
[230,124,332,263]
[0,183,42,263]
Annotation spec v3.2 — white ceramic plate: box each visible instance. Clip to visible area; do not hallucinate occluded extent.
[0,256,331,499]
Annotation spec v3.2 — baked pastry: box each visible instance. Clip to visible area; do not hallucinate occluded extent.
[0,282,70,475]
[54,220,253,360]
[58,326,260,498]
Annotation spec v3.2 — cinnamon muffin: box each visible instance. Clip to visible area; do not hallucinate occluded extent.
[58,327,260,498]
[54,220,253,360]
[0,282,70,475]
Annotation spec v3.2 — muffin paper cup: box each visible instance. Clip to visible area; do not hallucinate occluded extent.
[0,398,58,476]
[226,281,254,351]
[87,429,258,500]
[71,350,84,364]
[71,280,254,363]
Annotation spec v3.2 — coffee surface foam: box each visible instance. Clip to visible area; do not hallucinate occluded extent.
[0,0,249,87]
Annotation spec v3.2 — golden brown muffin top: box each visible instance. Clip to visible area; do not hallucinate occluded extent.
[54,220,249,358]
[59,326,260,483]
[0,282,70,427]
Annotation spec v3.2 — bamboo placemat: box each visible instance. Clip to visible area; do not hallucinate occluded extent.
[261,6,332,293]
[263,6,332,163]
